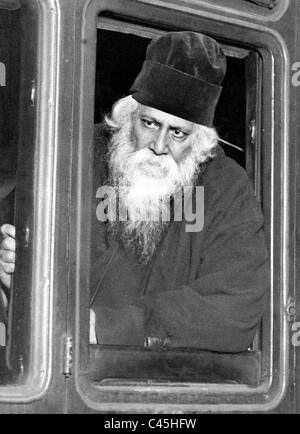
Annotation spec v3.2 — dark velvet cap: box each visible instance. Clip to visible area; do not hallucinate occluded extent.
[130,32,227,126]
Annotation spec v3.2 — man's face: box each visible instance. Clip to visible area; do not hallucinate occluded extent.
[131,105,195,170]
[107,99,212,262]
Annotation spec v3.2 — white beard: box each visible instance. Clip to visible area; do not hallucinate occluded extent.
[107,123,205,263]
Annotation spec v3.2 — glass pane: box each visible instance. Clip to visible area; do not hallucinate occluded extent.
[0,0,38,384]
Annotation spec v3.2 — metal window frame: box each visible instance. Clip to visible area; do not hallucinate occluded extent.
[136,0,289,23]
[246,0,278,9]
[71,0,291,413]
[0,0,59,403]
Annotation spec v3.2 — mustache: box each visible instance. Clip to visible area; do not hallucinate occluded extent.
[126,148,178,173]
[108,125,201,190]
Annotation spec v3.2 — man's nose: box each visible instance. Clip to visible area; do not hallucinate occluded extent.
[149,130,169,155]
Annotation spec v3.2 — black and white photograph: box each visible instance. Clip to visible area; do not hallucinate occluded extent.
[0,0,299,416]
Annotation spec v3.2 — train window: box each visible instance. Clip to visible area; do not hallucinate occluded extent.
[87,20,264,384]
[72,0,287,412]
[0,0,57,398]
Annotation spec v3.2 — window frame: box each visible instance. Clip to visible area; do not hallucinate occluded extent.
[72,0,291,413]
[0,0,59,402]
[165,0,289,22]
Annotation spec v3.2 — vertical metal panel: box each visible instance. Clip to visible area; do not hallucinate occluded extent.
[245,51,262,198]
[294,0,300,417]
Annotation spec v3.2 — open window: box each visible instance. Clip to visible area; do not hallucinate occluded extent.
[86,18,264,386]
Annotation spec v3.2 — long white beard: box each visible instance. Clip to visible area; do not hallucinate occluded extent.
[107,124,204,263]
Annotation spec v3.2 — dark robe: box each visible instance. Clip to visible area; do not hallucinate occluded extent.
[90,128,269,353]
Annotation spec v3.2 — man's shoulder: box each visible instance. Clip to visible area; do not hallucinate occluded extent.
[200,145,253,200]
[200,145,260,216]
[203,146,249,187]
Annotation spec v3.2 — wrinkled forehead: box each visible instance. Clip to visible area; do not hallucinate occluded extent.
[138,104,196,131]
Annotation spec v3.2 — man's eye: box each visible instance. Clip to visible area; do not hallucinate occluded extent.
[172,129,186,139]
[142,119,156,129]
